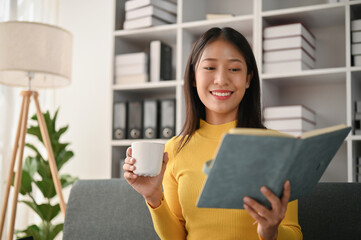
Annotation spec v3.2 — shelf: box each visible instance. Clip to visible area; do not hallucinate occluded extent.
[114,24,177,46]
[112,80,179,91]
[181,15,254,37]
[262,1,345,14]
[112,139,169,147]
[350,135,361,141]
[261,68,346,86]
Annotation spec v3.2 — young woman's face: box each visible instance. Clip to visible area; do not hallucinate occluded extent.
[194,39,251,124]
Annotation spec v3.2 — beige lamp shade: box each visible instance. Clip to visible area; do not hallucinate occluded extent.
[0,21,72,88]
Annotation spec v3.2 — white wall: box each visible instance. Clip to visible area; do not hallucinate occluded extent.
[55,0,113,181]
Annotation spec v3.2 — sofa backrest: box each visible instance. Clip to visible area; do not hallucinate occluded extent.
[63,179,159,240]
[298,182,361,240]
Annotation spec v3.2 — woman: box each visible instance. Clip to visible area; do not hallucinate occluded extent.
[123,27,302,240]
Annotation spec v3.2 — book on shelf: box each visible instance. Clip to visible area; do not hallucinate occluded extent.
[263,36,315,58]
[196,124,351,209]
[356,101,361,113]
[352,31,361,43]
[263,48,315,68]
[264,118,315,132]
[205,13,234,20]
[353,55,361,66]
[263,105,316,123]
[355,112,361,121]
[263,23,315,47]
[115,62,148,76]
[123,16,168,30]
[351,43,361,55]
[263,60,312,74]
[125,0,177,15]
[115,74,148,85]
[351,19,361,32]
[126,5,177,23]
[115,52,148,65]
[150,40,172,82]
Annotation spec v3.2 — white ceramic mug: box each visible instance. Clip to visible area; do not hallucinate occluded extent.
[131,141,165,177]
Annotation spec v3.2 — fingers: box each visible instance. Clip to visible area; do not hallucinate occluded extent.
[281,180,291,207]
[243,201,267,225]
[260,186,281,213]
[243,196,271,221]
[126,147,132,158]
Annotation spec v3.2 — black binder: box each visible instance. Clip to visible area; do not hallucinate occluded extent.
[128,101,143,139]
[113,102,127,139]
[160,99,175,139]
[143,99,159,139]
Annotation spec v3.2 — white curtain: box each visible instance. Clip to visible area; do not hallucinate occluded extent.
[0,0,58,238]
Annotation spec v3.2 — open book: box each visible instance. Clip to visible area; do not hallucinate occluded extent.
[196,124,351,209]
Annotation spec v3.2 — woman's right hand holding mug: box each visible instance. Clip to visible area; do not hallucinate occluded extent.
[123,147,169,208]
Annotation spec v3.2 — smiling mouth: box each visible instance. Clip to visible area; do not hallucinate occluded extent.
[210,91,233,97]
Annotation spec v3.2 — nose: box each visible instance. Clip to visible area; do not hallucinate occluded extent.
[214,68,228,86]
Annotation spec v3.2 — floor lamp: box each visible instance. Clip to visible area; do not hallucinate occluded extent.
[0,21,72,240]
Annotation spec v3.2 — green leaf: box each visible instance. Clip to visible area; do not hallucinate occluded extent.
[44,111,54,135]
[20,201,60,222]
[23,157,38,178]
[56,150,74,170]
[35,178,56,199]
[11,170,32,195]
[60,174,78,189]
[15,224,41,240]
[27,125,42,142]
[37,159,51,180]
[49,223,63,240]
[54,125,68,142]
[25,143,45,160]
[52,108,59,132]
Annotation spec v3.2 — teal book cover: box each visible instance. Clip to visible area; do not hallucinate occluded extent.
[196,125,351,209]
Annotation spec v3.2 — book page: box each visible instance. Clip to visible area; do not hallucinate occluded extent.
[300,124,347,139]
[228,128,295,138]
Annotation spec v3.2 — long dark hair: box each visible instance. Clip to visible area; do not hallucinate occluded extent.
[177,27,265,152]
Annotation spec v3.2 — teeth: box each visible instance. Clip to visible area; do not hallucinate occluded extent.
[212,92,231,97]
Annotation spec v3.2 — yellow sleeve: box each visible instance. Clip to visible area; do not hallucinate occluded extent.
[277,200,303,239]
[147,138,187,240]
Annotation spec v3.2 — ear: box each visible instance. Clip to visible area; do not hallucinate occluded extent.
[246,72,252,89]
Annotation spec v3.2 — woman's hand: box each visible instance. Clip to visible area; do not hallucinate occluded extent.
[243,180,291,240]
[123,147,169,208]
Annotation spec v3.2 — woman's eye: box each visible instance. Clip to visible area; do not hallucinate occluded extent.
[204,67,215,70]
[230,68,241,72]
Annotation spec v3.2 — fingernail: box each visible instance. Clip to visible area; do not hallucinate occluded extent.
[244,197,250,203]
[261,186,267,193]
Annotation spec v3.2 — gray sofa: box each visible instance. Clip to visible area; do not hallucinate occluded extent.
[63,180,361,240]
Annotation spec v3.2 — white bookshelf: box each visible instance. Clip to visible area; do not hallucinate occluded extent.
[110,0,361,182]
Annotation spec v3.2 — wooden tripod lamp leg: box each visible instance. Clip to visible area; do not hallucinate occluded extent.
[7,91,32,240]
[0,91,28,238]
[33,92,66,216]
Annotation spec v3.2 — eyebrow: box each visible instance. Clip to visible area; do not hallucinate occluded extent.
[201,58,243,63]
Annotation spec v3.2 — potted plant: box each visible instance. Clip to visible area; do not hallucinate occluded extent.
[14,109,77,240]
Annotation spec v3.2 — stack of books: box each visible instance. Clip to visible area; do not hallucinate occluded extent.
[355,100,361,134]
[263,23,316,74]
[263,105,316,136]
[351,19,361,66]
[124,0,177,30]
[115,52,148,84]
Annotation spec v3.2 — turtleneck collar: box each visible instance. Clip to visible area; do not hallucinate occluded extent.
[196,119,237,140]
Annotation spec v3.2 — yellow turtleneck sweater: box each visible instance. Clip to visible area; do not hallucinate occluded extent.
[148,120,302,240]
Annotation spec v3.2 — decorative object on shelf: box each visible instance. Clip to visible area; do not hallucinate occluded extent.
[263,105,316,136]
[150,40,173,82]
[0,21,72,239]
[263,23,316,73]
[113,101,128,139]
[160,98,175,139]
[355,100,361,134]
[124,0,177,30]
[13,109,78,240]
[143,99,159,139]
[115,52,148,84]
[128,100,144,139]
[351,19,361,66]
